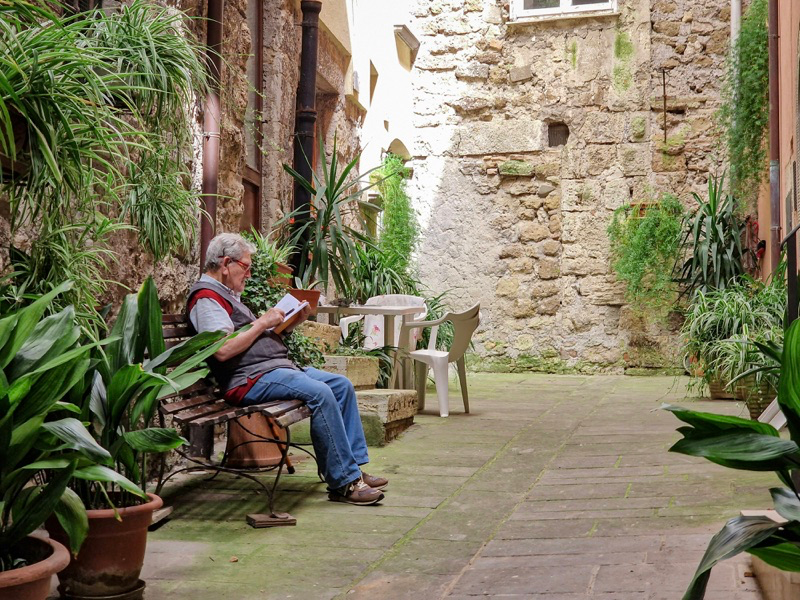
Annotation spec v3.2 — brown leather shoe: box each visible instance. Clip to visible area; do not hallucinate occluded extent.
[361,471,388,490]
[328,478,384,505]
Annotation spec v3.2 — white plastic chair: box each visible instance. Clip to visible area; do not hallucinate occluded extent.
[402,303,480,418]
[339,294,427,349]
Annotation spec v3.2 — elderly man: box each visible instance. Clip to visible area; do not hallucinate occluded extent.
[187,232,387,505]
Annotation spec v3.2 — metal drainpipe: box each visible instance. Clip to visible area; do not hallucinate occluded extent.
[768,0,781,272]
[290,0,322,277]
[730,0,741,46]
[200,0,223,271]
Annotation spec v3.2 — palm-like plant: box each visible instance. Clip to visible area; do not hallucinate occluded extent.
[676,176,748,297]
[282,135,381,295]
[665,318,800,599]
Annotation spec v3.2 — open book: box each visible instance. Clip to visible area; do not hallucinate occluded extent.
[272,293,310,334]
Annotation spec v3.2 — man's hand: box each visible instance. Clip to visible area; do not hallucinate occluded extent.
[213,306,285,362]
[282,304,312,334]
[255,307,285,331]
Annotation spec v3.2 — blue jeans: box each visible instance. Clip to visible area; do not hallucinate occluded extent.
[241,367,369,490]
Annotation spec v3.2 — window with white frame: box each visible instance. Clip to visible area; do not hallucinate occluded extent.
[511,0,617,20]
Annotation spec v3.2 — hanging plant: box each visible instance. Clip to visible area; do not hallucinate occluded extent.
[607,194,684,318]
[718,0,769,204]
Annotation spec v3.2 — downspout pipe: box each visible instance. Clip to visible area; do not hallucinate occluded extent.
[290,0,322,277]
[731,0,741,46]
[200,0,223,270]
[768,0,781,271]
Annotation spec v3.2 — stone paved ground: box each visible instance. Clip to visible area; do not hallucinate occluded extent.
[134,374,773,599]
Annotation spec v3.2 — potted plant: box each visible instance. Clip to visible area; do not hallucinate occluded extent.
[281,134,381,298]
[0,282,142,600]
[675,175,749,297]
[681,276,784,401]
[0,0,207,326]
[45,278,226,599]
[663,317,800,599]
[607,193,684,318]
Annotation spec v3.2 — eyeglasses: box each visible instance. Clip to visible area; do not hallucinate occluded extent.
[226,257,252,274]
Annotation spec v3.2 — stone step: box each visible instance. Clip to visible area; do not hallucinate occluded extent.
[356,388,417,446]
[289,388,418,447]
[322,354,379,390]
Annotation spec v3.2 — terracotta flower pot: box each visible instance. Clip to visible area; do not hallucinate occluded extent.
[266,262,293,289]
[47,493,162,599]
[0,535,70,600]
[289,288,321,316]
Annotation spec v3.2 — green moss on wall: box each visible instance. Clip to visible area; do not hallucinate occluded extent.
[614,31,634,61]
[567,40,578,69]
[613,65,632,91]
[499,160,535,177]
[631,116,646,140]
[466,353,622,375]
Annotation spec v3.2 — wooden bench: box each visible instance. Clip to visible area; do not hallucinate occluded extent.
[155,314,315,527]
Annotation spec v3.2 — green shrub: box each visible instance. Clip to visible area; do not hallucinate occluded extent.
[240,231,321,368]
[719,0,769,203]
[607,194,684,317]
[375,153,417,272]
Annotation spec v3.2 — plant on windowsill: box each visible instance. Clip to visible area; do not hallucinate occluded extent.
[607,193,684,319]
[663,317,800,599]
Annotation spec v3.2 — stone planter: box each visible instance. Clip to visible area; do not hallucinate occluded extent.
[0,535,70,600]
[296,321,340,353]
[322,355,379,390]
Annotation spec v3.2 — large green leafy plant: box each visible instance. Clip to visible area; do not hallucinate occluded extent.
[665,318,800,599]
[0,0,207,321]
[607,194,684,317]
[0,282,141,570]
[676,176,747,297]
[70,278,227,508]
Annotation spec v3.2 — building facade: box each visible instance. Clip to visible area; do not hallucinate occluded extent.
[407,0,732,372]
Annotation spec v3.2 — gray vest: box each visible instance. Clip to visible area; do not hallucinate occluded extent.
[187,279,297,393]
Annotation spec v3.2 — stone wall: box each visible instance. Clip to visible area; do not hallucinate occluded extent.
[407,0,730,373]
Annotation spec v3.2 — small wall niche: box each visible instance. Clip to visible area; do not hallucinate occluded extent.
[548,122,570,147]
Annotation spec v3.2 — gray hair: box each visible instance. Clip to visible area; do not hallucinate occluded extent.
[204,233,257,271]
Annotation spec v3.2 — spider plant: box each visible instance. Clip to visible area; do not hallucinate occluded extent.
[681,276,784,394]
[0,0,208,324]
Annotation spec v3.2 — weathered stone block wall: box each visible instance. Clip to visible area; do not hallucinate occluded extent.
[408,0,729,373]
